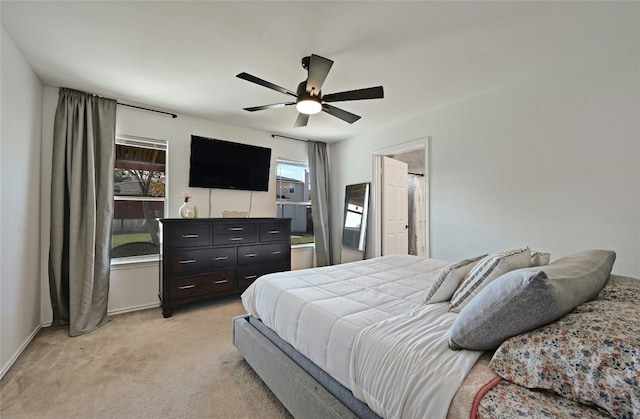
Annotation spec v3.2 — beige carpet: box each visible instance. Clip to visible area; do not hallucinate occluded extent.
[0,297,292,419]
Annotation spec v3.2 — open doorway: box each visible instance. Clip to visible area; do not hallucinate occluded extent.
[372,137,430,258]
[390,150,426,257]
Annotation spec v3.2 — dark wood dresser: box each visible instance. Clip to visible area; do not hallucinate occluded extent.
[159,218,291,317]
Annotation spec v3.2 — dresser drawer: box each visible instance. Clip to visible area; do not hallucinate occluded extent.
[171,271,235,298]
[259,222,290,242]
[209,247,237,269]
[213,223,257,235]
[213,233,257,246]
[169,247,236,274]
[169,249,211,274]
[237,263,290,290]
[237,243,289,266]
[166,224,210,248]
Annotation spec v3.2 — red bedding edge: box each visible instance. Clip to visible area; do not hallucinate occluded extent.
[470,376,502,419]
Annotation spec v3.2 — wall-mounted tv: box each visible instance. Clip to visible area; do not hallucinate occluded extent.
[188,135,272,191]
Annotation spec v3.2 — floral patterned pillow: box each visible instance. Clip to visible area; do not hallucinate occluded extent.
[489,299,640,419]
[597,274,640,303]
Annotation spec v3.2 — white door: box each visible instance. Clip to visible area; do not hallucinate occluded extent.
[382,156,408,255]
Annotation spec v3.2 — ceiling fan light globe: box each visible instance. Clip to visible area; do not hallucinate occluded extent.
[296,99,322,115]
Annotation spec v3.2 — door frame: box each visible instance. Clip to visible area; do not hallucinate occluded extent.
[371,137,431,258]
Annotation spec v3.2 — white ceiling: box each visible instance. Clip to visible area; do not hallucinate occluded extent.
[1,1,635,142]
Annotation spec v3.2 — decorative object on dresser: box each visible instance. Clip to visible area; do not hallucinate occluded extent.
[159,218,290,318]
[178,192,197,219]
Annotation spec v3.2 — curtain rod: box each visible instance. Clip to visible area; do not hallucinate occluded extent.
[118,103,177,119]
[271,134,308,143]
[409,172,425,177]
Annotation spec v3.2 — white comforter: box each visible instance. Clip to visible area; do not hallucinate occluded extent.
[350,304,482,418]
[241,254,482,418]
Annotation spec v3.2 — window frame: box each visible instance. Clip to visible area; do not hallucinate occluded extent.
[111,134,168,263]
[275,157,314,246]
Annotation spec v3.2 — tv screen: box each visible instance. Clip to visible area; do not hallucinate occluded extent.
[188,135,272,191]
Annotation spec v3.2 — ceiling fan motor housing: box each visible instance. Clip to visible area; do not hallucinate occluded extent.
[301,56,311,70]
[296,80,320,99]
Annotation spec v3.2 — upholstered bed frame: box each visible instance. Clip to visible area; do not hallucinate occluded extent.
[233,315,379,419]
[233,251,638,418]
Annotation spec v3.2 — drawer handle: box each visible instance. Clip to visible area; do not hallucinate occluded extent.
[268,230,280,234]
[181,234,199,238]
[244,275,258,280]
[244,253,258,258]
[179,259,196,264]
[230,237,244,241]
[271,251,282,255]
[214,256,228,261]
[213,279,228,284]
[179,284,195,290]
[229,227,244,231]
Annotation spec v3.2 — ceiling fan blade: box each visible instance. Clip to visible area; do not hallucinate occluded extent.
[322,104,361,124]
[243,102,296,112]
[322,86,384,103]
[306,54,334,94]
[294,113,309,127]
[236,72,297,97]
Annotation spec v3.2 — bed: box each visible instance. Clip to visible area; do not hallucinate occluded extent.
[232,249,640,418]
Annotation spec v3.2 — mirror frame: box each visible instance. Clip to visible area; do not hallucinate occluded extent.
[341,182,370,263]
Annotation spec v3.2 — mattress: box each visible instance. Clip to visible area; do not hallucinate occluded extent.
[241,254,487,418]
[241,254,448,387]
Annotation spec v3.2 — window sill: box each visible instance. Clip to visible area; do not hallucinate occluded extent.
[292,243,315,250]
[110,254,160,269]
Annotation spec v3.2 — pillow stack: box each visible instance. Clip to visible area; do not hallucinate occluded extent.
[448,247,532,312]
[488,295,639,419]
[447,249,616,350]
[425,247,547,309]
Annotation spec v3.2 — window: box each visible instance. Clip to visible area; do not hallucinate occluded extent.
[112,135,167,259]
[276,158,314,245]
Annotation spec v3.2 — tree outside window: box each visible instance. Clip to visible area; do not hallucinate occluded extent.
[112,136,167,259]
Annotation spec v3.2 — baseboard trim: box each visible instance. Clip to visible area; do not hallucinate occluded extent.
[0,324,42,380]
[108,302,159,316]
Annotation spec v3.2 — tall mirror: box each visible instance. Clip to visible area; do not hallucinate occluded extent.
[341,183,370,263]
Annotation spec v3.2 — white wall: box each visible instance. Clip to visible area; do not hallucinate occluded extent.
[39,87,315,321]
[1,26,44,377]
[331,41,640,276]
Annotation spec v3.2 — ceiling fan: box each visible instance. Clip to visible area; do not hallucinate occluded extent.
[236,54,384,127]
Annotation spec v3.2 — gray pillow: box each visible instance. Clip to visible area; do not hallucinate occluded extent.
[448,249,616,350]
[424,254,487,304]
[530,251,551,266]
[449,247,531,312]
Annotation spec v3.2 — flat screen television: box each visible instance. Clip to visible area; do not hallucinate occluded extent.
[188,135,272,191]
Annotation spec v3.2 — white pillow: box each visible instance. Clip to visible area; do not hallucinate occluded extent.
[530,251,551,266]
[425,255,487,304]
[449,247,531,312]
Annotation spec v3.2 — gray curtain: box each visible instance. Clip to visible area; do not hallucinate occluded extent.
[49,88,117,336]
[307,141,333,266]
